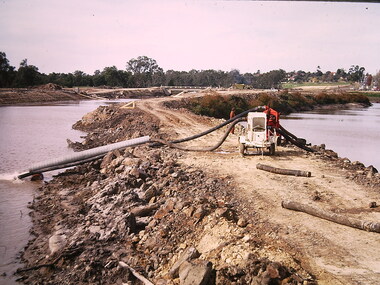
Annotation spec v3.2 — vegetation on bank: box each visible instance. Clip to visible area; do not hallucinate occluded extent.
[171,91,371,119]
[282,81,351,89]
[362,91,380,98]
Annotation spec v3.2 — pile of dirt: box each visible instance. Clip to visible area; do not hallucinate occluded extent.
[68,105,161,150]
[34,83,63,90]
[17,105,316,284]
[82,87,171,99]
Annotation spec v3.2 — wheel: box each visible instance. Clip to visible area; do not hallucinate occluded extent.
[269,143,276,155]
[276,136,282,146]
[239,143,245,156]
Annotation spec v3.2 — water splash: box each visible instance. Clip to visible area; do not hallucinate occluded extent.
[0,172,24,182]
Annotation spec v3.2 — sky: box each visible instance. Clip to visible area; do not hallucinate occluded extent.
[1,0,379,75]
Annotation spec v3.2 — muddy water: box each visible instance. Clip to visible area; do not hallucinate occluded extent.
[281,103,380,169]
[0,100,132,284]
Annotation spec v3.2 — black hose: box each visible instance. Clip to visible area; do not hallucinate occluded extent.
[277,128,315,152]
[170,106,265,144]
[152,118,244,152]
[278,124,298,140]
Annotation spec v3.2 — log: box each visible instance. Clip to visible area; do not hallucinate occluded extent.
[119,261,155,285]
[282,200,380,233]
[256,163,311,177]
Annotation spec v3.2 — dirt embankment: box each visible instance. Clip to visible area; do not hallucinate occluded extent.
[0,85,170,106]
[17,97,380,285]
[0,84,89,105]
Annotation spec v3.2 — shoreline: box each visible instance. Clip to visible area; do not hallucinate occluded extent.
[15,98,380,284]
[0,86,170,106]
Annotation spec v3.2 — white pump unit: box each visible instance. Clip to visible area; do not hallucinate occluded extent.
[238,112,277,155]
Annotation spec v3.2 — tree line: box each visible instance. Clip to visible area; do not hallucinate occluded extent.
[0,52,371,89]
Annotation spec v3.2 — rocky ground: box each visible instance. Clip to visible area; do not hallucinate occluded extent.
[16,95,380,284]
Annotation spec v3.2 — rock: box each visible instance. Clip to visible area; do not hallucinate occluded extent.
[131,203,160,217]
[129,167,148,179]
[179,260,213,285]
[366,165,378,179]
[369,202,377,208]
[143,185,158,201]
[325,150,338,158]
[101,151,117,169]
[342,158,351,164]
[122,157,141,167]
[49,228,67,255]
[352,161,364,167]
[30,173,44,181]
[169,247,200,278]
[237,217,248,228]
[154,199,177,219]
[193,206,206,221]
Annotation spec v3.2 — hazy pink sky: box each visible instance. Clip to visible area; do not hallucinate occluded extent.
[1,0,379,74]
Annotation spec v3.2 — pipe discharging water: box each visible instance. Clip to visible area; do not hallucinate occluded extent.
[17,136,150,179]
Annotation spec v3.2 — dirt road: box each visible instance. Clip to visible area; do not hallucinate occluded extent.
[138,97,380,285]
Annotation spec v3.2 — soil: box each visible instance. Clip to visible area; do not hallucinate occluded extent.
[0,85,87,105]
[0,86,170,106]
[15,92,380,284]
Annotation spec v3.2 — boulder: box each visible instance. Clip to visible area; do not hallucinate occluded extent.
[169,247,200,278]
[179,260,213,285]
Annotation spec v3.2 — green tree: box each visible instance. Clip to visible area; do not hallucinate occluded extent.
[13,59,41,87]
[334,68,347,81]
[0,51,16,87]
[373,71,380,90]
[253,69,286,89]
[101,66,131,87]
[73,70,92,86]
[348,65,365,82]
[93,70,106,86]
[126,56,163,87]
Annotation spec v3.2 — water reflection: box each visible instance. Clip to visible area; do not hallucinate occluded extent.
[282,103,380,168]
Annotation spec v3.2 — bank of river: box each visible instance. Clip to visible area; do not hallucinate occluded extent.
[282,103,380,170]
[0,100,133,284]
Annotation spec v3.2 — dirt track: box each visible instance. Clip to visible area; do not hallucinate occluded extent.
[138,97,380,285]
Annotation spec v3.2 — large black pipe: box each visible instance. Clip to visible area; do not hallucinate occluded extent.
[277,127,315,152]
[170,106,265,144]
[152,118,244,152]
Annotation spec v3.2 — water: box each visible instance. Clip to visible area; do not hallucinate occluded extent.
[281,103,380,169]
[0,99,133,284]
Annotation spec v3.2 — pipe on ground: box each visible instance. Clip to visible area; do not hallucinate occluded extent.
[18,136,150,179]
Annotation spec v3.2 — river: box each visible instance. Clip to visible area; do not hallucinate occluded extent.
[281,103,380,170]
[0,101,379,284]
[0,100,133,284]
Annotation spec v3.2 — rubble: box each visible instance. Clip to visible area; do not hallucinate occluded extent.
[18,104,317,284]
[311,146,380,188]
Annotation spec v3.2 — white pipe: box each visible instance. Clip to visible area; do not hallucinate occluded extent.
[18,136,150,178]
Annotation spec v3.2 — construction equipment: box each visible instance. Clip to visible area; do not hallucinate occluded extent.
[238,106,280,156]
